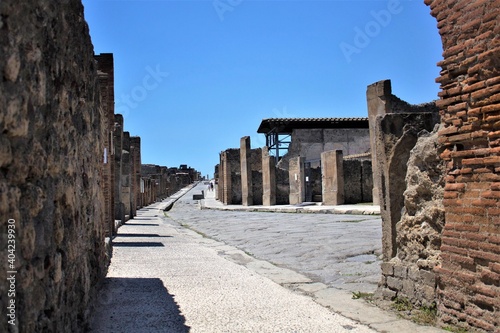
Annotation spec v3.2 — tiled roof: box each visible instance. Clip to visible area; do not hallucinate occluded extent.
[257,117,369,133]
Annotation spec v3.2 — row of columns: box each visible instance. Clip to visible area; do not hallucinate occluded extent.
[218,136,348,206]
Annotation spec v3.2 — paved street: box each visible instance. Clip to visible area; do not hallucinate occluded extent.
[90,183,445,333]
[169,183,382,294]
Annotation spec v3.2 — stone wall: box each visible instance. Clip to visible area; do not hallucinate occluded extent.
[219,149,241,205]
[376,126,445,307]
[368,79,443,311]
[0,0,107,331]
[130,136,141,213]
[95,53,115,237]
[250,148,263,205]
[279,128,371,170]
[343,158,373,204]
[276,167,290,205]
[427,0,500,331]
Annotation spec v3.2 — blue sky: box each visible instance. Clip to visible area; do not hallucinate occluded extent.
[82,0,443,178]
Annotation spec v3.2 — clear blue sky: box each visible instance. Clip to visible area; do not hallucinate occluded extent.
[82,0,443,178]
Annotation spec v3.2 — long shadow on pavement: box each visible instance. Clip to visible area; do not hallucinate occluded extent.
[90,277,190,333]
[112,241,165,247]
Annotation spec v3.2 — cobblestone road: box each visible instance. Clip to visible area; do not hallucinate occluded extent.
[167,183,383,294]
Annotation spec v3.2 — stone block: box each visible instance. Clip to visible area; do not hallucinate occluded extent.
[407,265,420,281]
[419,270,436,287]
[402,279,416,300]
[381,287,397,300]
[387,276,403,291]
[380,262,394,276]
[394,264,408,279]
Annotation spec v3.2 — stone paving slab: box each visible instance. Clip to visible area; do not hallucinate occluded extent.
[170,187,383,294]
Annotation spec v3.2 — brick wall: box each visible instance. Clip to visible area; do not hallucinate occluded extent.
[427,0,500,331]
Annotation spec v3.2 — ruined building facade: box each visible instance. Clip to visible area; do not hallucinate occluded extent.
[374,1,500,331]
[431,0,499,331]
[0,1,108,331]
[0,2,199,332]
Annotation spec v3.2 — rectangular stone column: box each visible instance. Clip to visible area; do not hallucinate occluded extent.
[113,114,124,224]
[121,131,132,220]
[221,151,232,205]
[321,150,344,205]
[240,136,253,206]
[366,80,391,206]
[130,136,141,211]
[289,156,305,205]
[95,53,115,238]
[262,147,276,206]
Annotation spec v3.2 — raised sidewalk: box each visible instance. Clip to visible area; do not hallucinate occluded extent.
[199,183,380,215]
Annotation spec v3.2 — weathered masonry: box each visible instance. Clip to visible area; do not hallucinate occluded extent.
[0,2,200,331]
[217,118,374,207]
[373,1,500,331]
[430,0,500,331]
[257,117,373,204]
[0,1,107,331]
[369,79,443,308]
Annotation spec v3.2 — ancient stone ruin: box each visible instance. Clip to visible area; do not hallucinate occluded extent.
[1,0,499,332]
[217,118,374,207]
[0,2,200,332]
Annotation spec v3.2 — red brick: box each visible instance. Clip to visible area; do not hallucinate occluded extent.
[482,191,500,199]
[444,183,466,191]
[481,103,500,114]
[473,167,495,173]
[462,232,488,242]
[478,173,500,182]
[443,229,462,238]
[448,102,468,113]
[444,191,459,199]
[462,81,486,94]
[490,262,500,274]
[470,250,500,263]
[467,315,496,331]
[447,206,486,216]
[471,282,498,298]
[480,269,500,286]
[478,242,500,256]
[471,199,497,207]
[487,207,500,216]
[438,126,459,136]
[488,235,500,245]
[446,222,481,232]
[486,76,500,87]
[462,157,485,166]
[488,130,500,138]
[467,182,492,190]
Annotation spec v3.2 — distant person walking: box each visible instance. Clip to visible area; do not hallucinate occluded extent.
[210,182,214,191]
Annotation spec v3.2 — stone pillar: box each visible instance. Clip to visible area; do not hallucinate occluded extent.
[121,132,132,220]
[366,80,391,205]
[240,136,253,206]
[376,113,439,260]
[113,114,124,224]
[217,156,224,202]
[221,151,232,205]
[95,53,115,238]
[262,147,276,206]
[321,150,344,205]
[130,136,141,211]
[289,156,305,205]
